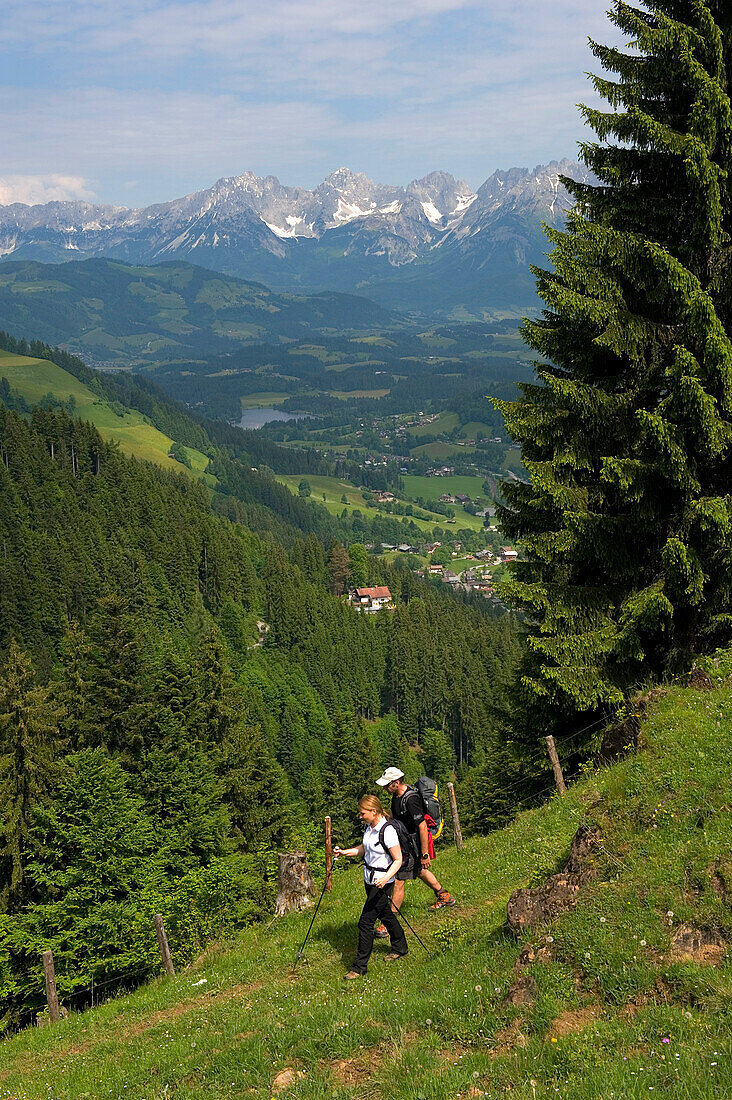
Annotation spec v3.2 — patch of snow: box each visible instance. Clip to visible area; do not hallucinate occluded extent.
[158,229,192,253]
[451,194,476,214]
[334,198,372,224]
[212,231,219,246]
[0,240,18,257]
[547,174,560,218]
[421,201,443,224]
[264,216,311,238]
[64,241,79,250]
[379,201,402,215]
[265,220,306,239]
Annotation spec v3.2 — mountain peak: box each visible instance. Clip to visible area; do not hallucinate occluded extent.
[320,168,378,196]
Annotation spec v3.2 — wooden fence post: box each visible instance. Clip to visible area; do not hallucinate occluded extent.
[153,913,175,977]
[447,782,464,851]
[42,950,61,1024]
[545,735,567,795]
[324,815,332,892]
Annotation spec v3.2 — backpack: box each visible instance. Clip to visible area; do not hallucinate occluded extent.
[415,776,444,840]
[378,818,416,872]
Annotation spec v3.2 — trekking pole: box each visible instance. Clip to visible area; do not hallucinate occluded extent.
[369,886,434,957]
[292,866,333,969]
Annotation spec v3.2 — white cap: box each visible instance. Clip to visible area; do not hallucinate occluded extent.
[376,766,404,787]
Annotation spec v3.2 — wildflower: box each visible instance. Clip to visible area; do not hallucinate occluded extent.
[662,1038,670,1044]
[551,1037,557,1043]
[666,910,674,918]
[426,1019,432,1025]
[475,984,482,992]
[600,917,606,923]
[640,939,646,946]
[585,952,591,959]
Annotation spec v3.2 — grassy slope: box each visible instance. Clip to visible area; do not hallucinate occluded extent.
[0,351,212,479]
[274,475,485,535]
[402,474,488,500]
[3,675,732,1099]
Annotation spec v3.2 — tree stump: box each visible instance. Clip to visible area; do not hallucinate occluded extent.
[275,852,316,917]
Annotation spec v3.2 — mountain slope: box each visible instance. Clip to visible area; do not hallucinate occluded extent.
[0,161,590,315]
[1,673,730,1099]
[0,347,211,473]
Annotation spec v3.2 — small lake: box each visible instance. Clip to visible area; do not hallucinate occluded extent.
[237,407,303,430]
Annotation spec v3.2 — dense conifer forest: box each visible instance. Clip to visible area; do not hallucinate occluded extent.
[0,403,520,1029]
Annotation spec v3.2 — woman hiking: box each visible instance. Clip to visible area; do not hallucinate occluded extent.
[333,794,409,980]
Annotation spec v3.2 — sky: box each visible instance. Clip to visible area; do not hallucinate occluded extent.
[0,0,623,209]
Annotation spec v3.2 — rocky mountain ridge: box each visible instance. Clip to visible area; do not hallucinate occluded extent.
[0,160,591,314]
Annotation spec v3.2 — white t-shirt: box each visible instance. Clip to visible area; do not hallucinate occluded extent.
[362,818,400,885]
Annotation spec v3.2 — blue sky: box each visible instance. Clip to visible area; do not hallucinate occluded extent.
[0,0,622,207]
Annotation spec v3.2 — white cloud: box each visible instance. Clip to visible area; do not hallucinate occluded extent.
[0,1,627,203]
[0,174,96,206]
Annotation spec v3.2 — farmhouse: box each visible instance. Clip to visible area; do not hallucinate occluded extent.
[349,586,393,613]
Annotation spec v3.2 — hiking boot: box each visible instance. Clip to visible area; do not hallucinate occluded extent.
[429,890,456,910]
[343,970,363,980]
[384,952,408,961]
[374,922,389,939]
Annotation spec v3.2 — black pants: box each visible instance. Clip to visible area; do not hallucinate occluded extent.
[351,881,408,974]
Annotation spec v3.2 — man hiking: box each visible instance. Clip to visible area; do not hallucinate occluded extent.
[376,766,455,913]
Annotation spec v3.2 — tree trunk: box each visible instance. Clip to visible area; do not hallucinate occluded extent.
[275,852,316,917]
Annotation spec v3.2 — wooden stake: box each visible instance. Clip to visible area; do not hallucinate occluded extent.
[324,815,332,892]
[545,735,567,795]
[42,950,61,1024]
[447,782,464,851]
[153,913,175,977]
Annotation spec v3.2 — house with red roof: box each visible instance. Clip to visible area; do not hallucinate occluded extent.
[349,586,393,612]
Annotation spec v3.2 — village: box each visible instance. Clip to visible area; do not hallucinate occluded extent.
[347,544,518,611]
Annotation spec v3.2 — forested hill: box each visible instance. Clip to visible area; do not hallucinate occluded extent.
[0,258,393,365]
[0,405,520,1030]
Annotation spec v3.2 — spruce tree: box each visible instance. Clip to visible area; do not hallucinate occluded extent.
[323,711,379,840]
[496,1,732,745]
[0,641,62,908]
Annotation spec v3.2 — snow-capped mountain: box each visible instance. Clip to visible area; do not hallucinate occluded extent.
[0,161,588,313]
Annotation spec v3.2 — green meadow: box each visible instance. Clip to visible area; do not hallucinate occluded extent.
[275,474,485,534]
[401,474,488,500]
[0,351,212,478]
